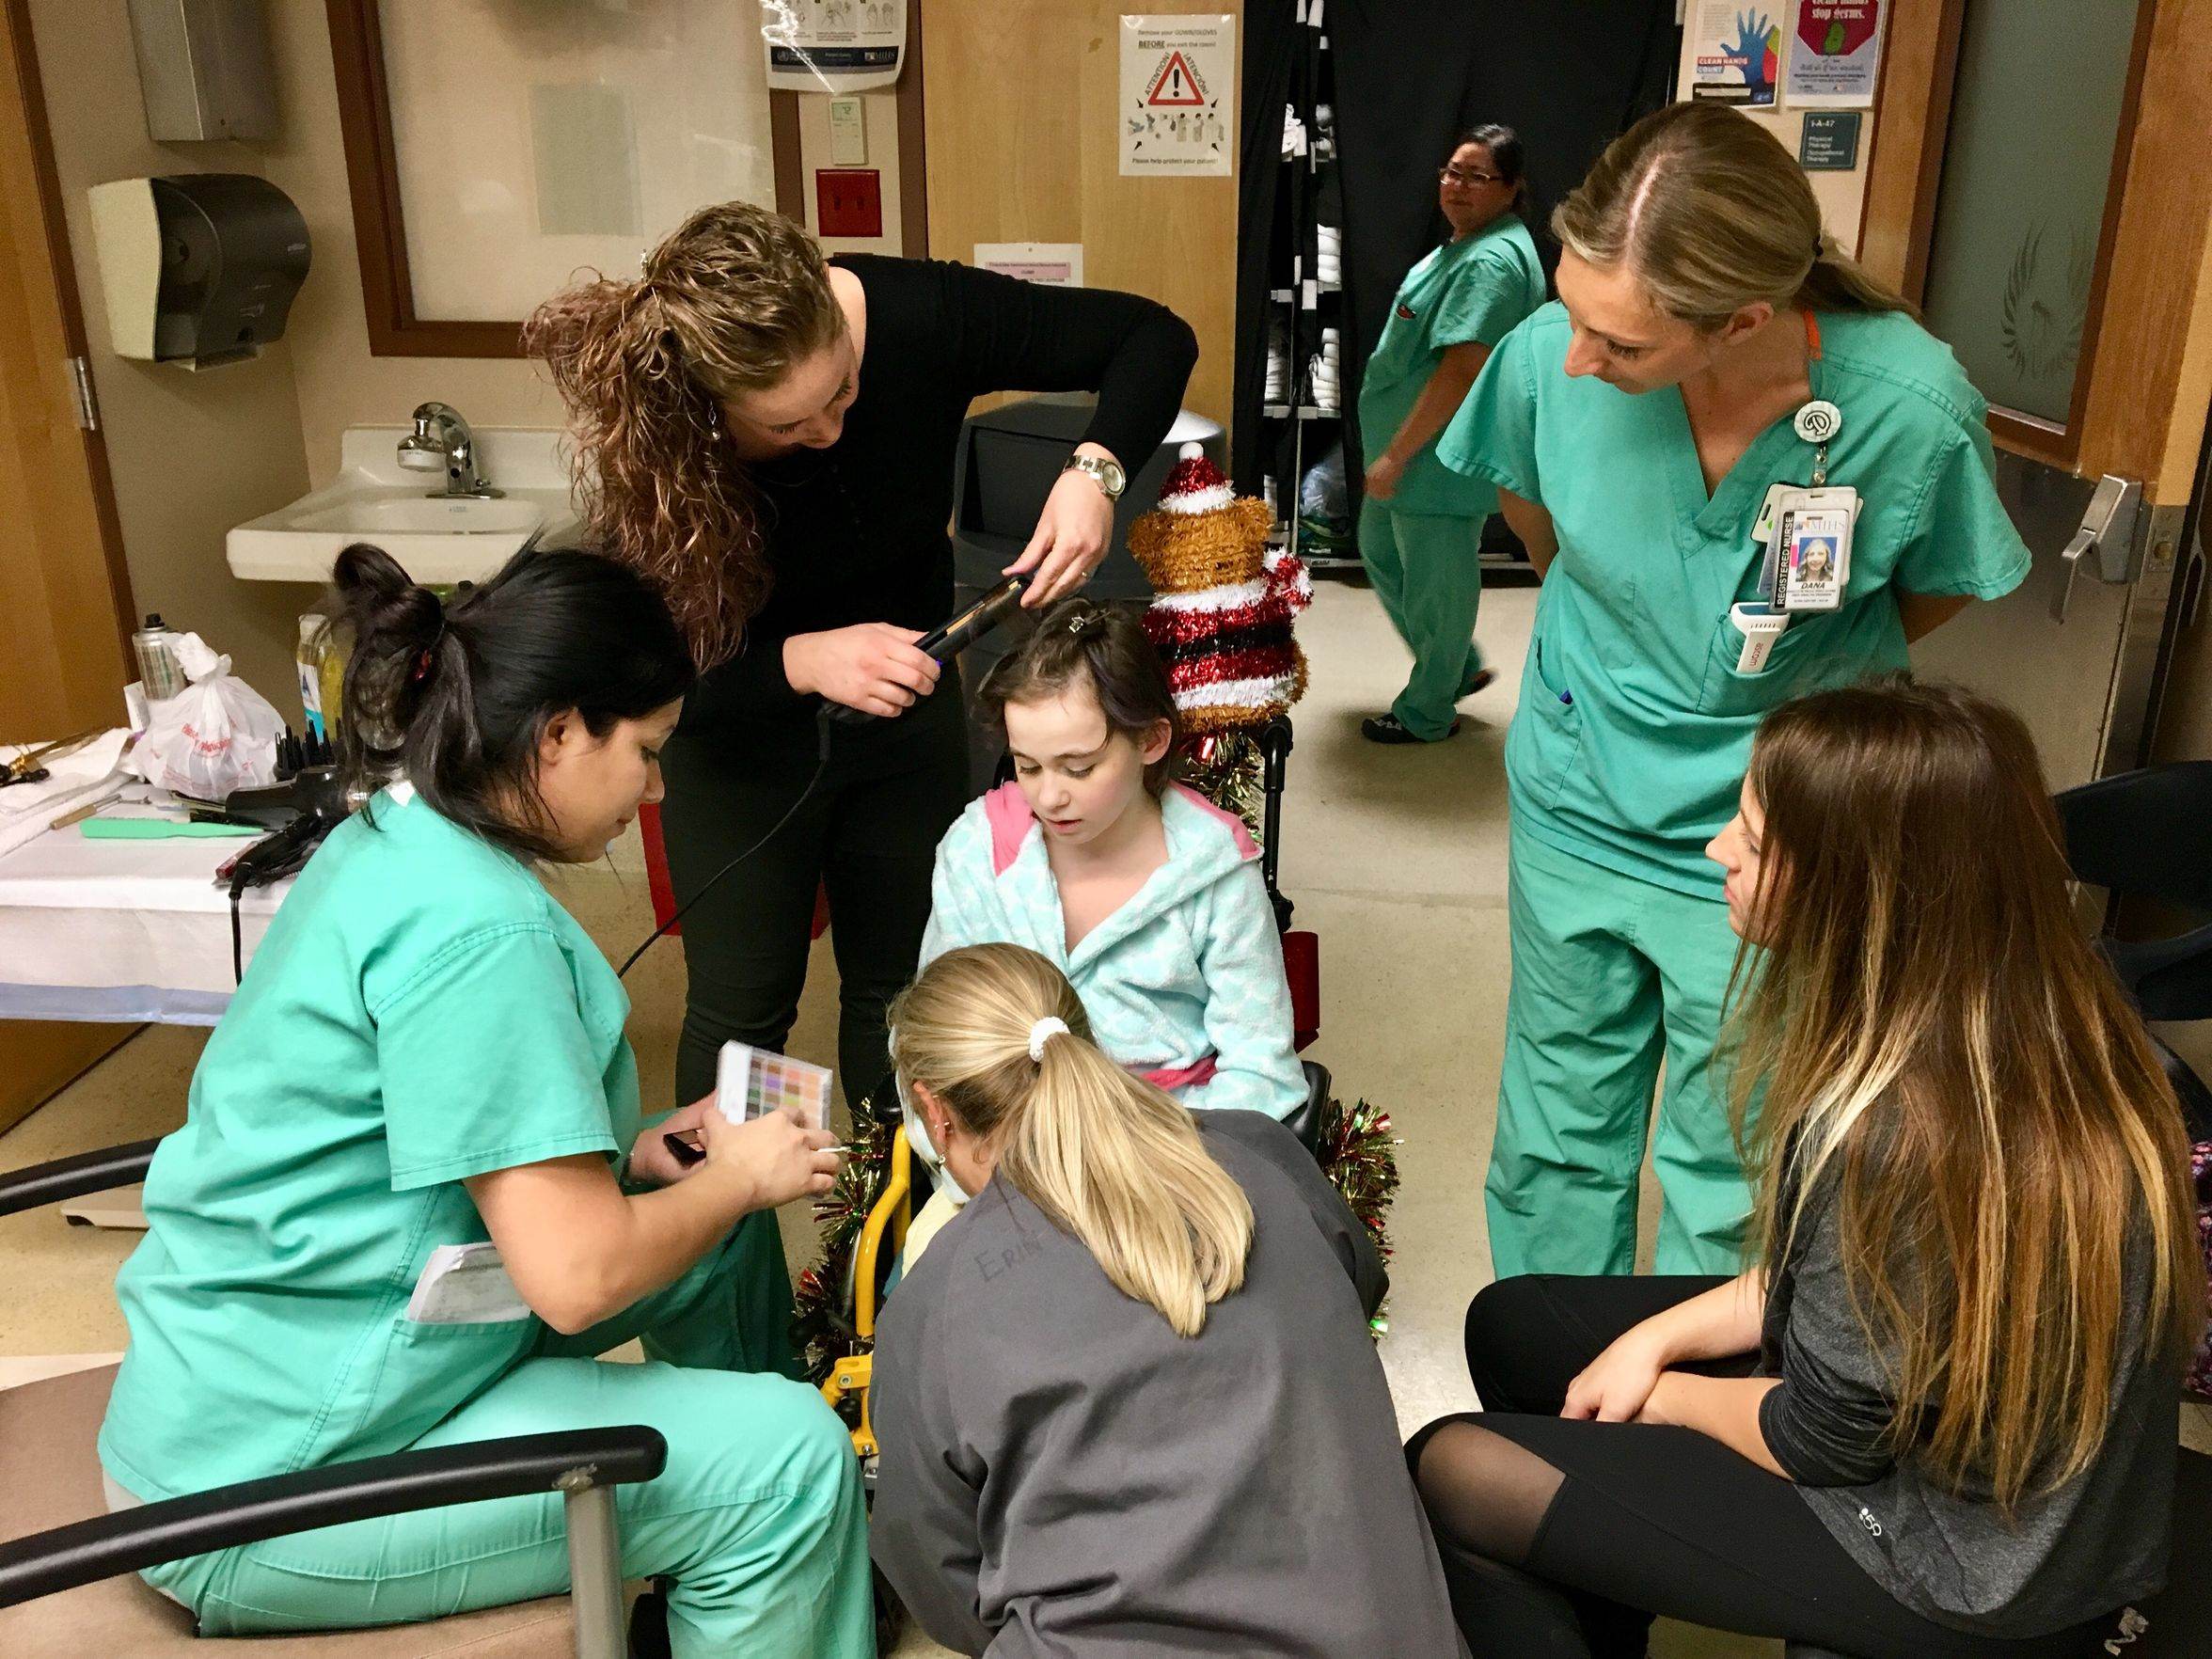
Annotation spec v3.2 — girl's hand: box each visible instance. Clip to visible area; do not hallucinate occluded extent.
[628,1096,715,1186]
[1010,459,1118,607]
[785,624,941,718]
[699,1103,843,1212]
[1365,452,1407,501]
[1562,1329,1670,1423]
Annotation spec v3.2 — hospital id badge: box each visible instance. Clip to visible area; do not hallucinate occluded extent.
[1772,487,1856,613]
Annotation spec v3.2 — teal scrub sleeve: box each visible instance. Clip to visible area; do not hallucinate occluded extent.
[1179,867,1306,1120]
[1432,251,1538,353]
[1892,420,2033,599]
[376,923,623,1191]
[1436,321,1541,499]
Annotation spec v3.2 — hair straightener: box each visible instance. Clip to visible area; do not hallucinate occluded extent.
[619,574,1032,980]
[822,573,1031,725]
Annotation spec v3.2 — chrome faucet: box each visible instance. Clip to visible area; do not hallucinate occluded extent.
[396,403,501,498]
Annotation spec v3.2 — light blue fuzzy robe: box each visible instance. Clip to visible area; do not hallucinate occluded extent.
[918,782,1304,1119]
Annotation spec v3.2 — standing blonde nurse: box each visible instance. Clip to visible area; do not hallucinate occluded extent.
[1439,103,2030,1275]
[1357,125,1546,744]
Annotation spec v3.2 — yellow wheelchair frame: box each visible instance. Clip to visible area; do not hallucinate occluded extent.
[819,1058,1331,1460]
[819,1128,911,1458]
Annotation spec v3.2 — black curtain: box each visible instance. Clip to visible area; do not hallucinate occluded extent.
[1230,3,1303,494]
[1328,0,1678,491]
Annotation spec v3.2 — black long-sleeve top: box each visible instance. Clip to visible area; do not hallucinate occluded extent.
[681,256,1199,733]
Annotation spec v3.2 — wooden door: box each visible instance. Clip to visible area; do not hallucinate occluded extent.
[921,1,1241,429]
[0,0,141,1131]
[1861,0,2212,785]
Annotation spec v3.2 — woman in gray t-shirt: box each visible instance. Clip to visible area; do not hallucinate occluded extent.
[872,942,1466,1658]
[1410,679,2200,1657]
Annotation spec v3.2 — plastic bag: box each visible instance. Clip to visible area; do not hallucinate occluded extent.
[137,633,284,801]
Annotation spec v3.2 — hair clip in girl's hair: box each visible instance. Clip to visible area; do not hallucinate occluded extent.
[411,647,434,684]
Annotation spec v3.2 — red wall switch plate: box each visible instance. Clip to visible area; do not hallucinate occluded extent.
[815,168,883,238]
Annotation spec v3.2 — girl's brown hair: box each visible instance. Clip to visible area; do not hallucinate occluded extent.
[1730,679,2200,1510]
[891,942,1254,1336]
[522,201,846,668]
[1555,101,1911,328]
[978,598,1180,795]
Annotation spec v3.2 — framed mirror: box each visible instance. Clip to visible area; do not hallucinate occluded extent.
[327,0,799,356]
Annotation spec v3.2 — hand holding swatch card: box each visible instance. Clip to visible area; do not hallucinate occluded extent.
[663,1041,833,1169]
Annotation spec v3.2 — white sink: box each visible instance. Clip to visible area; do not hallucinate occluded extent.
[228,425,581,585]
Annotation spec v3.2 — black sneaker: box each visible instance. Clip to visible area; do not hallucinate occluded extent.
[1458,667,1497,699]
[1362,713,1458,744]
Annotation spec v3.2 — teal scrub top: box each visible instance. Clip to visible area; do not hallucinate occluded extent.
[1357,214,1546,517]
[1439,302,2031,897]
[99,786,640,1500]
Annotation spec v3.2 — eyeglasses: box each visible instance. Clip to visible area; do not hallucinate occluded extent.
[1440,166,1504,186]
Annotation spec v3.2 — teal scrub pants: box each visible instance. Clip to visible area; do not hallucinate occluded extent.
[142,1225,875,1658]
[1488,818,1753,1277]
[1358,498,1488,739]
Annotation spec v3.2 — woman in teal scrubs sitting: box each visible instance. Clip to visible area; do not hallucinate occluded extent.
[1357,123,1546,744]
[1439,102,2031,1277]
[97,544,873,1656]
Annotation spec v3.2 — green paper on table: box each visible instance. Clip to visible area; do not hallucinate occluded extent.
[81,817,262,839]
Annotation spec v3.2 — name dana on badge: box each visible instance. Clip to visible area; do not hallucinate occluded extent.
[1758,485,1858,613]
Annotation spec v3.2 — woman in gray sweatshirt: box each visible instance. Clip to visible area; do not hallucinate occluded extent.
[871,942,1466,1657]
[1409,680,2201,1657]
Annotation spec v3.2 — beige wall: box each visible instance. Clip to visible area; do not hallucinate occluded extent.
[27,0,312,706]
[256,2,563,484]
[1673,32,1873,249]
[32,4,893,703]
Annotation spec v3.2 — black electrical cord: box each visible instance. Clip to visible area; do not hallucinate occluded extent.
[617,706,836,979]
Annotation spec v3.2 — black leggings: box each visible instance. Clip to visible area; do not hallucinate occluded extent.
[1407,1275,2122,1659]
[658,687,969,1110]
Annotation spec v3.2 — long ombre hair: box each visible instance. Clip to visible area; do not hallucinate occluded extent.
[891,943,1255,1336]
[1730,680,2200,1509]
[1556,102,1910,327]
[523,202,846,668]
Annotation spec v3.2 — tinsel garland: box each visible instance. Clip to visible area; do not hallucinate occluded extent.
[1319,1097,1404,1337]
[790,1089,1404,1382]
[1172,731,1268,844]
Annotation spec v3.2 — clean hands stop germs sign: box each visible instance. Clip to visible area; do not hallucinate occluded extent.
[1786,0,1885,107]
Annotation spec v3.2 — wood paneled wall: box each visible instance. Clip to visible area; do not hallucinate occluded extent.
[922,1,1240,429]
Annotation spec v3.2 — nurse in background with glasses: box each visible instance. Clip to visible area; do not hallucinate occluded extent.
[1356,124,1547,745]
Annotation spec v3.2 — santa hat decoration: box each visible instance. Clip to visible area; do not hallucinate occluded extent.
[1129,444,1309,735]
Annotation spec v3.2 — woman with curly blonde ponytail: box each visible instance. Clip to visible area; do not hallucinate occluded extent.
[870,943,1464,1656]
[527,207,1197,1371]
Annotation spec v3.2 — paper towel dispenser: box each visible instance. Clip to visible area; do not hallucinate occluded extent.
[88,174,309,369]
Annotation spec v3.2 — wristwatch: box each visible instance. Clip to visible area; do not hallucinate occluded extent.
[1063,452,1127,501]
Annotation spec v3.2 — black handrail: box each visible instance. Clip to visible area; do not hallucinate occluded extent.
[0,1140,159,1219]
[0,1426,667,1608]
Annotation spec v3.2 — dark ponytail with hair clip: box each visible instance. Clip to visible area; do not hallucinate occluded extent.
[978,597,1180,795]
[330,539,695,862]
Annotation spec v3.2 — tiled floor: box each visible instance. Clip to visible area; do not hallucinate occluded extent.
[0,577,1790,1655]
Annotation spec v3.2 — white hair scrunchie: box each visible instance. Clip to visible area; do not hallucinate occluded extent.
[1027,1016,1069,1063]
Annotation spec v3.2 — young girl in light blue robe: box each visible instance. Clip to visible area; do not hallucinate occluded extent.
[903,600,1304,1255]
